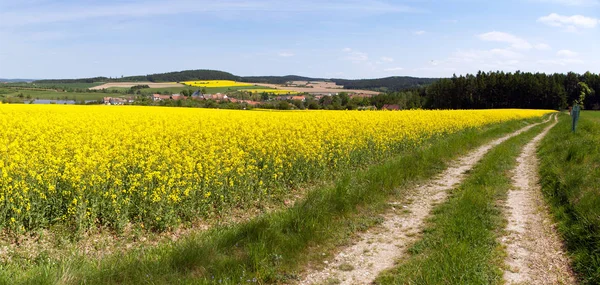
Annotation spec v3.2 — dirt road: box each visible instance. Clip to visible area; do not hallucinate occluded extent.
[502,114,576,284]
[299,120,545,285]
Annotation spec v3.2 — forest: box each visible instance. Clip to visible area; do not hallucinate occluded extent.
[265,71,599,111]
[331,76,437,92]
[425,71,599,110]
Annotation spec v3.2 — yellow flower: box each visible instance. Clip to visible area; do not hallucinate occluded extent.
[0,104,554,231]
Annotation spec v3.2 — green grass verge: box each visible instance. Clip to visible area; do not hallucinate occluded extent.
[3,82,105,89]
[375,120,548,284]
[538,111,600,284]
[3,117,545,285]
[0,88,108,101]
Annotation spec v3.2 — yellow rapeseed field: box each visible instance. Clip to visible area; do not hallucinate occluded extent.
[182,80,253,88]
[0,105,553,232]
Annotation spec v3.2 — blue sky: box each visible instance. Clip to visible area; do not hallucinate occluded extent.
[0,0,598,79]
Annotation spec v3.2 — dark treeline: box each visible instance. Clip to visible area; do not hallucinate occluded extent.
[145,70,238,82]
[332,76,438,92]
[426,71,600,110]
[34,77,111,84]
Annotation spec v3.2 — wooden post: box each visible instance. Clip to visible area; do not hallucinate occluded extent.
[571,105,581,132]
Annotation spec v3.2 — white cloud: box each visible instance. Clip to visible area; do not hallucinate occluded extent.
[413,30,426,35]
[533,0,599,6]
[538,58,584,65]
[381,56,394,62]
[278,52,295,57]
[454,49,524,61]
[341,48,368,62]
[538,13,599,32]
[0,0,424,27]
[489,48,524,58]
[534,43,552,50]
[384,67,404,72]
[556,49,578,57]
[478,31,533,49]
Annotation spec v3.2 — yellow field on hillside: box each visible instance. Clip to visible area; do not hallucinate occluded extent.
[181,80,254,88]
[0,105,553,231]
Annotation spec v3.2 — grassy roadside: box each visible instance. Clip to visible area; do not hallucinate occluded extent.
[375,119,548,284]
[539,111,600,284]
[6,117,546,285]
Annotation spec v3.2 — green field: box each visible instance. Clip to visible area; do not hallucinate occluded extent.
[3,82,105,89]
[0,87,111,101]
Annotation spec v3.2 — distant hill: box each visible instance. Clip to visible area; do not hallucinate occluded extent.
[240,75,322,84]
[33,69,439,91]
[0,78,35,83]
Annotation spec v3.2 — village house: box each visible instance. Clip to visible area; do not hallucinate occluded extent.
[152,94,187,101]
[103,97,132,105]
[152,94,171,101]
[291,96,306,102]
[228,98,260,106]
[350,93,374,99]
[381,104,401,111]
[202,93,228,100]
[358,106,378,111]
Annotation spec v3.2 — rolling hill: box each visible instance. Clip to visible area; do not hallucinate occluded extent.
[32,70,439,92]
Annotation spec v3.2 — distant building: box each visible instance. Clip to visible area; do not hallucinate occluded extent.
[170,94,184,100]
[350,93,373,99]
[103,97,129,105]
[291,96,306,102]
[152,94,171,101]
[229,98,260,106]
[204,93,227,100]
[191,90,203,98]
[358,106,378,111]
[382,104,401,111]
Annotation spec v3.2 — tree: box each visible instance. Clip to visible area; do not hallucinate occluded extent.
[261,93,270,101]
[575,82,592,107]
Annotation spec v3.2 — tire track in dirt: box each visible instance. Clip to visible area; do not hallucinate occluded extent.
[502,114,576,284]
[298,119,547,285]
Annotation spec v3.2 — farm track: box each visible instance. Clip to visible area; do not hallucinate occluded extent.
[299,119,548,285]
[501,114,576,284]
